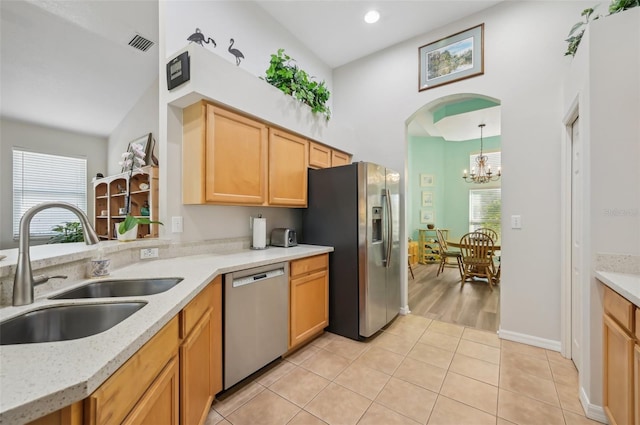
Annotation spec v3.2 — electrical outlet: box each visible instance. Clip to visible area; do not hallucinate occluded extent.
[140,248,159,259]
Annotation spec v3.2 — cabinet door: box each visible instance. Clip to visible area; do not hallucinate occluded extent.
[268,128,308,206]
[635,344,639,425]
[122,356,179,425]
[309,142,331,169]
[331,150,350,167]
[27,403,83,425]
[204,104,268,205]
[180,309,214,425]
[290,269,328,349]
[603,314,634,425]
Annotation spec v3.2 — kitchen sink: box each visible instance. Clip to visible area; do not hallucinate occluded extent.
[0,302,146,345]
[49,278,184,299]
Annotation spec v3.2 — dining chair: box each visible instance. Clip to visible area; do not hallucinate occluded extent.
[435,229,463,280]
[476,227,500,283]
[475,227,498,244]
[459,232,495,290]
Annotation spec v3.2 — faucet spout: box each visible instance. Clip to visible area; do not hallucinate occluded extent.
[13,202,100,306]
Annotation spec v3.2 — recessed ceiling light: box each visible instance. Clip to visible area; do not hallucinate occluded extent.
[364,10,380,24]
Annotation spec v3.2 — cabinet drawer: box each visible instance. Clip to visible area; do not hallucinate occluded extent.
[182,281,215,338]
[291,254,328,277]
[85,316,179,425]
[604,285,634,332]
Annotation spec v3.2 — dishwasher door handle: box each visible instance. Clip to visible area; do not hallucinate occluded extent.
[232,268,285,288]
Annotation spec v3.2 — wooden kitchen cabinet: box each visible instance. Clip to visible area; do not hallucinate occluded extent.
[268,128,308,206]
[308,141,351,169]
[289,254,329,349]
[183,101,268,205]
[603,285,635,425]
[331,150,351,167]
[85,316,180,425]
[122,356,179,425]
[27,403,83,425]
[179,276,222,425]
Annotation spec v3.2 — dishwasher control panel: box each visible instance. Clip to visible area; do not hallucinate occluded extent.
[231,267,285,288]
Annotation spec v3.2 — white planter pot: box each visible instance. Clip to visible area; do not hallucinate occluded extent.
[117,224,138,241]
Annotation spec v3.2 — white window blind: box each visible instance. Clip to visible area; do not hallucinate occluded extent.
[469,151,501,174]
[469,188,501,240]
[13,149,87,239]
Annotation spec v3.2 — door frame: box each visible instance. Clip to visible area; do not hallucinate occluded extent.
[560,95,579,360]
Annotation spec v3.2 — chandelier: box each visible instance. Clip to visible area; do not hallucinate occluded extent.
[462,124,501,184]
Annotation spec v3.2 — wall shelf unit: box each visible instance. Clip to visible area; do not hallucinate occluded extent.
[93,166,159,240]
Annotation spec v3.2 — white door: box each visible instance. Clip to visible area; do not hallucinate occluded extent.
[570,116,582,372]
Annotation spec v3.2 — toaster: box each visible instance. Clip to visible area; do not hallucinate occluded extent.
[271,228,297,247]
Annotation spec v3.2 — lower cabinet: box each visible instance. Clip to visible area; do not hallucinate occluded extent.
[635,343,640,425]
[122,356,179,425]
[30,277,223,425]
[602,285,636,425]
[289,254,329,349]
[179,276,222,425]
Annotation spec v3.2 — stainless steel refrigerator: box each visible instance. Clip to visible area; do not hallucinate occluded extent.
[302,162,400,340]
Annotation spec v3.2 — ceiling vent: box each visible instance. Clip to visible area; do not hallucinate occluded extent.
[128,34,155,52]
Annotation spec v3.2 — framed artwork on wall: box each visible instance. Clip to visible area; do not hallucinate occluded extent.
[421,191,433,207]
[419,23,484,91]
[420,174,434,187]
[420,209,435,224]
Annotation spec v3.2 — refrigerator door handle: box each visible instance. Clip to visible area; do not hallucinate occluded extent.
[383,188,392,268]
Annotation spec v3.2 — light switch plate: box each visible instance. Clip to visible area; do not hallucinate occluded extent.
[172,216,183,233]
[511,215,522,229]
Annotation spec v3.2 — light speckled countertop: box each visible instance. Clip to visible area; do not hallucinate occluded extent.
[595,270,640,307]
[0,245,332,424]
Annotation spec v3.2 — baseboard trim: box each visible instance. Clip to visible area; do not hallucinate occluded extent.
[498,329,562,352]
[579,387,609,423]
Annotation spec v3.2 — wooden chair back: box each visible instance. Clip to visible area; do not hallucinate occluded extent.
[435,229,448,251]
[459,232,494,265]
[475,227,498,243]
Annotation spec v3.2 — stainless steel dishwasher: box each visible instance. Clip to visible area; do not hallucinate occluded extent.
[224,262,288,389]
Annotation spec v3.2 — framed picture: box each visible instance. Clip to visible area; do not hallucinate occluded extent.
[420,209,435,224]
[420,174,434,187]
[419,24,484,91]
[121,133,154,172]
[421,191,433,207]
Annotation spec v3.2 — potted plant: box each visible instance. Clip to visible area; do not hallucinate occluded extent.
[117,142,163,241]
[262,48,331,120]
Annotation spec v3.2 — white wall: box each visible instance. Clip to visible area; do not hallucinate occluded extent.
[164,1,332,103]
[0,118,108,248]
[331,1,596,344]
[563,8,640,412]
[107,79,160,175]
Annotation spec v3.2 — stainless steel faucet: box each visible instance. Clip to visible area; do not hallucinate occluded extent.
[13,202,100,306]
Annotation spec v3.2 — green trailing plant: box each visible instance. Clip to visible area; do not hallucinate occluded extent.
[48,221,84,243]
[565,1,639,57]
[263,49,331,120]
[565,6,600,57]
[609,0,639,14]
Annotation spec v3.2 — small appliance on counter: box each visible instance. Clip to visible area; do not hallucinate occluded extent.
[270,228,297,247]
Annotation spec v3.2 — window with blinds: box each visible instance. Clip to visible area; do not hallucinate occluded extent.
[12,149,87,239]
[469,188,501,240]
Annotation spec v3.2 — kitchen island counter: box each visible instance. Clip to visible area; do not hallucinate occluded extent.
[0,244,332,424]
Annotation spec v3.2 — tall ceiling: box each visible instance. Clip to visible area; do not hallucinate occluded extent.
[0,0,502,138]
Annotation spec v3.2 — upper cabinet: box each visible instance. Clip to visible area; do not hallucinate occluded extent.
[268,129,308,206]
[309,141,351,169]
[182,101,350,207]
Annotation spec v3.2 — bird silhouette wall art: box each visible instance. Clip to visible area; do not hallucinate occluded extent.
[228,39,244,66]
[187,28,216,48]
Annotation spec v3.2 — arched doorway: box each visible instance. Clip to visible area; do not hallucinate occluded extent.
[405,93,502,332]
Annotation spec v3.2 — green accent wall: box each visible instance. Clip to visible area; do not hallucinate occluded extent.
[433,99,500,124]
[408,135,501,242]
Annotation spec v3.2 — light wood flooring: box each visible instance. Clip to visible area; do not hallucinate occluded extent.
[408,262,500,332]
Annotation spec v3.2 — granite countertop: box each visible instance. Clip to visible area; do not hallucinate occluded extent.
[0,244,332,424]
[595,270,640,307]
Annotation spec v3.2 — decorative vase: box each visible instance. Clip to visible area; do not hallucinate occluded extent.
[117,224,138,241]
